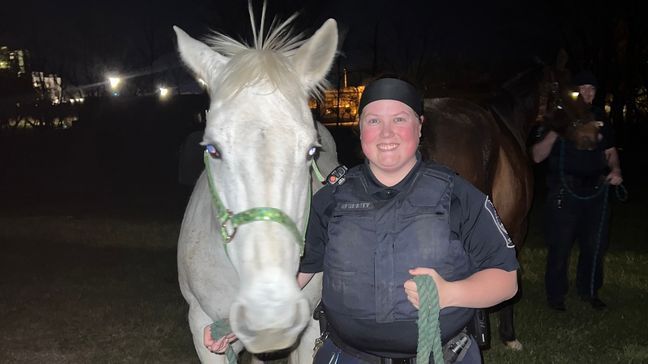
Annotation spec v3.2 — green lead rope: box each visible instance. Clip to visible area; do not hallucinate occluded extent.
[210,321,238,364]
[414,275,444,364]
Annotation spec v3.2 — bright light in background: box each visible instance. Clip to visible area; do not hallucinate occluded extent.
[108,76,121,90]
[159,87,170,99]
[107,75,123,96]
[570,91,579,100]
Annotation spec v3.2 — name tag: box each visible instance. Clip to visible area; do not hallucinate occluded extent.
[339,202,373,210]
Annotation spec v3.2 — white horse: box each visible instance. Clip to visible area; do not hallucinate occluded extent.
[174,8,339,364]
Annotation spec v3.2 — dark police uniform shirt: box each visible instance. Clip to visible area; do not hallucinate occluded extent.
[300,155,519,356]
[536,105,615,191]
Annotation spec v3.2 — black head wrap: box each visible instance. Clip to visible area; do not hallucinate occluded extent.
[359,78,423,116]
[572,70,598,87]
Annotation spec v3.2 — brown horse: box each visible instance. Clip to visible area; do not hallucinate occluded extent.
[421,59,596,350]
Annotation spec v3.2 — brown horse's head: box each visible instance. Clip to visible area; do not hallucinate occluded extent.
[564,120,604,150]
[536,51,602,150]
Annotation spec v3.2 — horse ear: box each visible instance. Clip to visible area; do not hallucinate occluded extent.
[173,26,227,86]
[293,19,338,90]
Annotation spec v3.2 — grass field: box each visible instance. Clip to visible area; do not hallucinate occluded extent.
[1,128,647,363]
[2,186,646,363]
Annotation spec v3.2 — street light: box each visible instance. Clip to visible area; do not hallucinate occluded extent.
[107,76,122,96]
[159,86,170,99]
[570,91,579,101]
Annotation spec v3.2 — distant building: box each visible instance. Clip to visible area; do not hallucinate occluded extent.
[0,46,8,71]
[313,86,364,124]
[32,71,63,104]
[311,68,365,125]
[1,45,66,104]
[0,46,30,77]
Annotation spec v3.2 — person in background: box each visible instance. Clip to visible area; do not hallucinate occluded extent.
[531,70,623,311]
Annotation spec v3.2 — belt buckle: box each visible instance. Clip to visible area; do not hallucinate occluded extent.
[381,358,413,364]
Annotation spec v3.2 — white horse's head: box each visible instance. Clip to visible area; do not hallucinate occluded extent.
[174,9,337,353]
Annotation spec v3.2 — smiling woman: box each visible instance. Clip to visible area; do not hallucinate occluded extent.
[359,99,422,186]
[298,76,519,364]
[356,78,424,186]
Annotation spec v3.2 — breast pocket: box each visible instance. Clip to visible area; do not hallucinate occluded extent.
[395,197,453,276]
[326,210,376,273]
[322,268,372,319]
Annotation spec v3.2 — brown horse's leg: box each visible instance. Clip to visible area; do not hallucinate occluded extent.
[491,145,532,350]
[498,300,515,342]
[498,270,523,350]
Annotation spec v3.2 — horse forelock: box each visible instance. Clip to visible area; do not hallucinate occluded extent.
[214,50,307,111]
[203,13,327,110]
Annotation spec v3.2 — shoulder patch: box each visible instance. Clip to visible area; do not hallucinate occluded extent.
[484,197,515,249]
[326,165,348,185]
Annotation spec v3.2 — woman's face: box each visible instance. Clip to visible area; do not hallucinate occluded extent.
[578,84,596,105]
[359,99,422,182]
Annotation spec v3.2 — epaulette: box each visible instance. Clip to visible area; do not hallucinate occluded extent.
[421,161,458,181]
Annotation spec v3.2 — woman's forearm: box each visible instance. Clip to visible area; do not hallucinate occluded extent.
[444,269,518,308]
[406,267,518,309]
[531,130,558,163]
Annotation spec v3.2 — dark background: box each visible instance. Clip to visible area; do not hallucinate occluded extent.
[2,0,646,94]
[1,0,646,214]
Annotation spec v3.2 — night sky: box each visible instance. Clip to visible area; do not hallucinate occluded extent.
[1,0,644,93]
[0,1,581,86]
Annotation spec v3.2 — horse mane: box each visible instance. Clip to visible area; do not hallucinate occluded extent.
[500,66,544,110]
[487,66,545,146]
[203,4,329,105]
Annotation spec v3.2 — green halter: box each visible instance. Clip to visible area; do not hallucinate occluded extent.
[203,151,325,255]
[204,152,326,363]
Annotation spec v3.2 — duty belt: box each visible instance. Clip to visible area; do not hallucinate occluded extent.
[326,329,472,364]
[328,330,416,364]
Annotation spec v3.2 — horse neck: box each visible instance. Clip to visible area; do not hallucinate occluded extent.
[487,90,535,153]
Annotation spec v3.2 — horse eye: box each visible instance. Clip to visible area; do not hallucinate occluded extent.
[307,146,319,160]
[205,144,221,159]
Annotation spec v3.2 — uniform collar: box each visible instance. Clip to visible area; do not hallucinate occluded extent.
[362,152,422,199]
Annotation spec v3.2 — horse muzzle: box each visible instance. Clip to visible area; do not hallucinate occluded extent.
[229,295,311,353]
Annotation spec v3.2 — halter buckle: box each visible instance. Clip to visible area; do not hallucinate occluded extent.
[221,210,237,243]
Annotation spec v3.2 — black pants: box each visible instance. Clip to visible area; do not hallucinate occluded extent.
[543,186,610,303]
